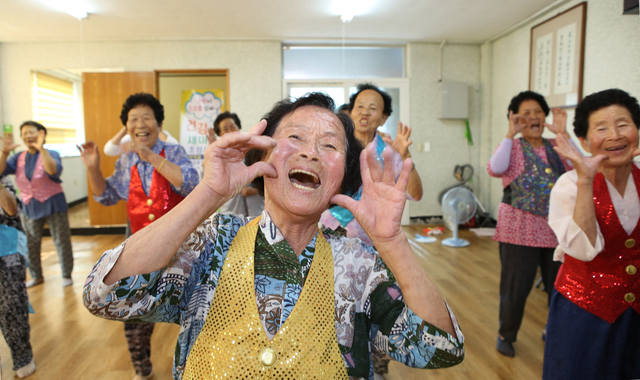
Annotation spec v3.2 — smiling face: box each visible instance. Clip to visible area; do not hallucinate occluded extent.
[350,89,388,139]
[580,105,639,168]
[262,106,347,220]
[20,125,40,151]
[127,105,161,149]
[218,117,240,137]
[518,99,547,140]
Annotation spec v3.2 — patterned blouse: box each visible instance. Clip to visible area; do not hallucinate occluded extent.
[94,139,199,205]
[83,210,464,380]
[488,138,571,248]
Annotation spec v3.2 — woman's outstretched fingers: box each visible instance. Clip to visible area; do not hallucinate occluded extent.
[249,119,268,135]
[365,143,383,183]
[381,146,396,184]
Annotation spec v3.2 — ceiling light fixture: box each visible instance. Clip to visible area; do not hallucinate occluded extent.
[48,0,89,19]
[341,13,354,23]
[336,0,375,24]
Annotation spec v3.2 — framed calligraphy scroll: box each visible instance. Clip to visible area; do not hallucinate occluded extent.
[529,2,587,108]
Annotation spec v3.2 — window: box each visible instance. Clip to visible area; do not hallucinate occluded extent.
[31,71,83,156]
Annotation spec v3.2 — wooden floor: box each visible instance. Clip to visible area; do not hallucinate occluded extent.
[0,226,550,380]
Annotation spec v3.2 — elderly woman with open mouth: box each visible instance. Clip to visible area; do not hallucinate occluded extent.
[83,93,464,379]
[544,89,640,379]
[487,91,573,357]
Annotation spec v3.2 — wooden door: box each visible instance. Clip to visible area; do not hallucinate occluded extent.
[82,72,156,226]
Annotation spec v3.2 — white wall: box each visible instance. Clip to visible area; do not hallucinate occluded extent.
[408,43,482,216]
[481,0,640,216]
[0,40,282,131]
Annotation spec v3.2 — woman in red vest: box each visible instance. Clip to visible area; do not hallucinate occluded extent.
[545,89,640,379]
[79,93,199,380]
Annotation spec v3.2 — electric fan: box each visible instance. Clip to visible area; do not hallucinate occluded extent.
[441,187,477,247]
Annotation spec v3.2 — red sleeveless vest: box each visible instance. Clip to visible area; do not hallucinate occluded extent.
[555,165,640,323]
[127,151,185,234]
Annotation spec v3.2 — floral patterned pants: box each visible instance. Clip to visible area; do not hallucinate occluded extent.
[124,322,155,376]
[21,212,73,280]
[0,254,33,370]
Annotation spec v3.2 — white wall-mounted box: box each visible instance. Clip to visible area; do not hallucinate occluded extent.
[438,81,469,119]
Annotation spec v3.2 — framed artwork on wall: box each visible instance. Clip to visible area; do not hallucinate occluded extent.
[529,2,587,108]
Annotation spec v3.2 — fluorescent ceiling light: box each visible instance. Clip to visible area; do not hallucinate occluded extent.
[47,0,90,19]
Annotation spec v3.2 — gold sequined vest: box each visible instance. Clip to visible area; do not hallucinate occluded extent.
[182,218,348,379]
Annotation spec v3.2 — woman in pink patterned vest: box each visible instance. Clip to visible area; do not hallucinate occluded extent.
[0,121,73,289]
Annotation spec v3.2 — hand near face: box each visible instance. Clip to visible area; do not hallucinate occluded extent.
[206,128,217,145]
[507,111,527,139]
[545,108,568,135]
[554,133,605,182]
[35,130,46,151]
[77,141,101,170]
[131,142,154,162]
[1,132,20,155]
[201,120,277,203]
[332,143,411,245]
[381,121,413,159]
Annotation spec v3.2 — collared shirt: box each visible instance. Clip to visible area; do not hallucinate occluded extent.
[94,139,198,205]
[549,164,640,262]
[2,150,67,219]
[83,210,464,380]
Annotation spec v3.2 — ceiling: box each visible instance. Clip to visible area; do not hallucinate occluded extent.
[0,0,561,44]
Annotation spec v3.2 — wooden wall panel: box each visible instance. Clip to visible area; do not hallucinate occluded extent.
[82,72,156,226]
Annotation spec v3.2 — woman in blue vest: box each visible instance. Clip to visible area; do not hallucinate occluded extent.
[487,91,573,357]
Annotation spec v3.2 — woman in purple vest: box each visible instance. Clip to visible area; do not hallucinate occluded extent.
[487,91,573,357]
[545,89,640,379]
[0,121,73,288]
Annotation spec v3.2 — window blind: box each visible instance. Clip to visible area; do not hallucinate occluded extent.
[31,72,78,144]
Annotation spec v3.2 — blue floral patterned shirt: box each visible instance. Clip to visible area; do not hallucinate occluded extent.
[94,140,198,205]
[83,211,464,380]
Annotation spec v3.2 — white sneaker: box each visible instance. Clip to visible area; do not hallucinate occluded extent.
[25,278,44,288]
[62,277,73,287]
[16,358,36,378]
[132,370,154,380]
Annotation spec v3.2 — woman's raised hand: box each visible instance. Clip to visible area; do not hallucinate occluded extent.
[506,111,527,139]
[1,132,19,155]
[545,108,568,135]
[200,119,277,202]
[77,141,101,170]
[553,133,606,182]
[331,143,411,246]
[381,121,413,159]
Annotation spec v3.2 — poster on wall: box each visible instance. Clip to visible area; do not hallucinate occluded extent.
[529,2,586,108]
[180,89,225,178]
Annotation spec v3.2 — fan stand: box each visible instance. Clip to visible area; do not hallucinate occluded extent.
[442,221,470,247]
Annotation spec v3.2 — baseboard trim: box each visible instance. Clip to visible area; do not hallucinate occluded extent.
[43,226,126,236]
